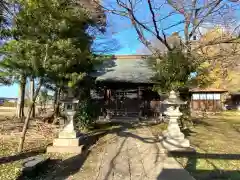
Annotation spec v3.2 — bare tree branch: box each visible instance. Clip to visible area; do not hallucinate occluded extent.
[95,0,239,61]
[189,0,224,39]
[147,0,171,50]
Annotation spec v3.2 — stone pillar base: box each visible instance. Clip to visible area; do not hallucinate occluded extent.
[53,138,80,146]
[58,130,78,139]
[47,145,83,154]
[47,130,84,154]
[159,130,190,151]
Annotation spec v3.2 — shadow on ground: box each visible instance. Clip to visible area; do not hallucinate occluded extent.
[0,147,46,165]
[15,121,240,180]
[17,121,161,180]
[158,151,240,180]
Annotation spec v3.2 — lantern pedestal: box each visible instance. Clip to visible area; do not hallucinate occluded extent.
[58,111,78,138]
[47,110,83,154]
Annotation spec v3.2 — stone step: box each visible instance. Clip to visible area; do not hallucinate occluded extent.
[47,145,83,154]
[53,138,80,147]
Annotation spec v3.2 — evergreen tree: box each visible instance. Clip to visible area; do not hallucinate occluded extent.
[150,48,196,94]
[0,0,98,152]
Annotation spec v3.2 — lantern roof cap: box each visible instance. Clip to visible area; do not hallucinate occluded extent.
[162,91,186,105]
[60,98,79,104]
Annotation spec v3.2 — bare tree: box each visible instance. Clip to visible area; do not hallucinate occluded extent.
[95,0,240,55]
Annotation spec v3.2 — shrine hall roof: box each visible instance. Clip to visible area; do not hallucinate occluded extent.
[91,55,155,84]
[190,88,228,93]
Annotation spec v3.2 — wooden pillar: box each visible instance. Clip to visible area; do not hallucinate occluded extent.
[138,87,141,117]
[205,93,207,112]
[115,91,118,115]
[212,93,215,112]
[103,87,107,102]
[190,93,193,111]
[137,87,140,100]
[107,89,111,105]
[115,92,117,114]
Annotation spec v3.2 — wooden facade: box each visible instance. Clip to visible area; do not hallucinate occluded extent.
[190,88,227,112]
[92,82,163,118]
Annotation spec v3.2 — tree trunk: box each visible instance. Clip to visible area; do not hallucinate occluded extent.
[54,88,61,118]
[18,79,43,153]
[53,88,58,110]
[16,85,21,117]
[16,75,26,119]
[52,88,62,125]
[30,77,35,118]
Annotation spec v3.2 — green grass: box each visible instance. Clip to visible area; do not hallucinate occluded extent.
[83,122,122,132]
[175,111,240,180]
[146,111,240,180]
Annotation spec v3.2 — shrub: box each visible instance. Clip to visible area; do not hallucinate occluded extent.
[75,99,100,128]
[179,104,193,129]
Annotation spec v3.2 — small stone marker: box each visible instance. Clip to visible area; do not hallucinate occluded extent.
[21,156,49,177]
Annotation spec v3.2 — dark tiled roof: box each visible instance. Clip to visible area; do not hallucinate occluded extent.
[190,88,228,93]
[91,55,155,83]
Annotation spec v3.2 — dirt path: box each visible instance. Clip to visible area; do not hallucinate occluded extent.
[68,125,195,180]
[24,123,194,180]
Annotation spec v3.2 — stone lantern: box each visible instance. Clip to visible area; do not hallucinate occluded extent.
[160,90,190,151]
[58,98,79,138]
[47,89,83,153]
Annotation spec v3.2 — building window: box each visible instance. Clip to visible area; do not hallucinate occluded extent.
[207,94,214,100]
[213,93,221,100]
[192,93,200,100]
[192,93,221,100]
[200,94,206,100]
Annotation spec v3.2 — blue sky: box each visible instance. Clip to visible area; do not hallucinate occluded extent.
[0,83,18,98]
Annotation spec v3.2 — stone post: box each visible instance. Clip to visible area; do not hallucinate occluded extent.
[58,110,77,138]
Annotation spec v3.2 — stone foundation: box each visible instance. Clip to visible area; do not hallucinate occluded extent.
[47,129,84,154]
[158,97,191,152]
[159,133,190,151]
[47,145,83,154]
[53,138,80,147]
[58,131,78,139]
